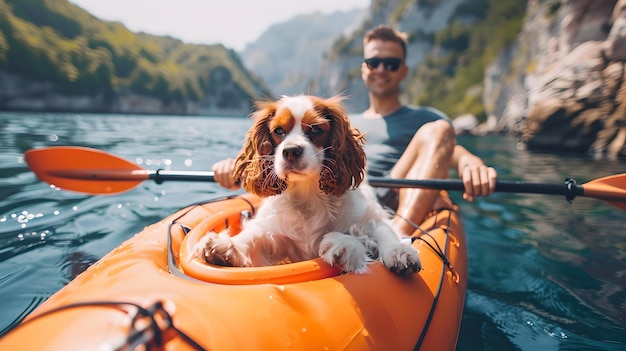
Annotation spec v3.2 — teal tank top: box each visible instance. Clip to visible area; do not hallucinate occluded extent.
[350,105,450,177]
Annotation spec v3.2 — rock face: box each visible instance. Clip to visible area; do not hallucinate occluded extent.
[309,0,624,156]
[0,69,257,116]
[0,72,106,112]
[240,9,366,97]
[313,0,469,113]
[486,0,626,158]
[4,0,625,152]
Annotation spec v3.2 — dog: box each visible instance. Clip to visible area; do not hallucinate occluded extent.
[193,95,421,275]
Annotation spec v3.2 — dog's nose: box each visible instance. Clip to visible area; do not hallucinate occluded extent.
[282,145,303,161]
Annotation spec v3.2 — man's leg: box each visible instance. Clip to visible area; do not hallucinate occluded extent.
[390,120,455,236]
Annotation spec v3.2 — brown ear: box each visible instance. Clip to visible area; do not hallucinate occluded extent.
[234,102,287,197]
[313,96,366,196]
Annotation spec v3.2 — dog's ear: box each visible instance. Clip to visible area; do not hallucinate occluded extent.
[313,96,366,196]
[234,101,287,197]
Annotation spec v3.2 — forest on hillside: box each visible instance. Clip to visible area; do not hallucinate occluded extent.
[0,0,267,106]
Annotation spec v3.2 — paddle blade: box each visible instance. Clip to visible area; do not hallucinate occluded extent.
[25,146,150,195]
[582,173,626,211]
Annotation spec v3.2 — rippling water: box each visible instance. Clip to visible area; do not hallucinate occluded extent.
[1,112,625,350]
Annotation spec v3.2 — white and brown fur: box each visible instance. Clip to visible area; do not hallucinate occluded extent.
[193,95,421,275]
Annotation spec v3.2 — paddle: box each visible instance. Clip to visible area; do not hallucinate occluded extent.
[24,146,626,210]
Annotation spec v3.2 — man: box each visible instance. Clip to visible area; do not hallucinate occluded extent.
[353,24,497,235]
[211,24,497,236]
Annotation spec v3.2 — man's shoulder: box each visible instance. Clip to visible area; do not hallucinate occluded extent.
[399,105,450,120]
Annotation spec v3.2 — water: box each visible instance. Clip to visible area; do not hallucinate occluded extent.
[0,112,624,350]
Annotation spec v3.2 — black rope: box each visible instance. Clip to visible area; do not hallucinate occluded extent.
[413,209,455,351]
[168,193,250,224]
[389,199,458,351]
[0,300,207,351]
[414,231,453,271]
[1,194,259,349]
[124,301,206,351]
[394,207,454,270]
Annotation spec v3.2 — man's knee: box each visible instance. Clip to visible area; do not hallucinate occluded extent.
[391,120,456,178]
[412,120,455,150]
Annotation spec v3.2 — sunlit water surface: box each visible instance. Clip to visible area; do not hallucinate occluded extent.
[0,112,624,350]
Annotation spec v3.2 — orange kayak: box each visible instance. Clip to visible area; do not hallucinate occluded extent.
[0,192,467,350]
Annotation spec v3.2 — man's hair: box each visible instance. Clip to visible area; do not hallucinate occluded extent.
[363,24,408,59]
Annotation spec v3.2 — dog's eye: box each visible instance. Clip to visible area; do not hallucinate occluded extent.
[311,126,324,135]
[308,125,324,136]
[273,127,286,136]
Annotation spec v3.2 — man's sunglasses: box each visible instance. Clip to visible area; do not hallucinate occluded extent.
[364,57,403,71]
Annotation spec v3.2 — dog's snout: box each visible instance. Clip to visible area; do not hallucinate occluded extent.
[282,145,303,161]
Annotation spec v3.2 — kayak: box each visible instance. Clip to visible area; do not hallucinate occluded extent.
[0,191,467,351]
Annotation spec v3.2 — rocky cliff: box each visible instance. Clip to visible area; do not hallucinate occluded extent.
[313,0,464,113]
[313,0,525,114]
[4,0,626,154]
[240,9,366,96]
[487,0,626,158]
[314,0,626,157]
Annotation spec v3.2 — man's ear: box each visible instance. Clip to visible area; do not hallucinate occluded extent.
[399,64,409,81]
[361,62,368,82]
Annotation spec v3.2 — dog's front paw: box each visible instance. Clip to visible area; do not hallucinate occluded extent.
[380,245,422,276]
[319,232,370,274]
[192,232,249,267]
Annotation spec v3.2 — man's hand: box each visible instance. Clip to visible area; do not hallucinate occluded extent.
[212,158,240,190]
[459,163,497,202]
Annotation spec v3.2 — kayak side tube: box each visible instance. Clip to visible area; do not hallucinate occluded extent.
[0,192,467,351]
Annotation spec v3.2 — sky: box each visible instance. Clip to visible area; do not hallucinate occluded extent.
[69,0,370,51]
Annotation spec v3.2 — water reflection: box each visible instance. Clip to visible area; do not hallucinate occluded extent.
[62,252,100,279]
[456,136,626,350]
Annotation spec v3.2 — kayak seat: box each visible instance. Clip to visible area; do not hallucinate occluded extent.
[178,195,342,285]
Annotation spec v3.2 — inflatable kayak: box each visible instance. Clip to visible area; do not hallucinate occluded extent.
[0,191,467,351]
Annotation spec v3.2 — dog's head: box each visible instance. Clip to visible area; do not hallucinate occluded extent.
[234,95,366,197]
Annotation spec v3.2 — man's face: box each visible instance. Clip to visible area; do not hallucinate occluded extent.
[361,39,408,97]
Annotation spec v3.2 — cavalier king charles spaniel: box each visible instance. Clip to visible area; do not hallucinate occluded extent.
[194,95,421,275]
